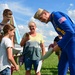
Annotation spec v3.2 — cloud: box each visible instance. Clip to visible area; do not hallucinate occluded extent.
[18,24,29,37]
[0,4,9,10]
[0,3,34,22]
[0,4,9,21]
[67,3,74,12]
[7,2,34,17]
[68,10,75,21]
[70,3,74,7]
[67,3,75,22]
[49,30,58,36]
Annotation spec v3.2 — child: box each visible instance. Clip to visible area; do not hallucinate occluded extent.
[0,24,19,75]
[54,35,62,60]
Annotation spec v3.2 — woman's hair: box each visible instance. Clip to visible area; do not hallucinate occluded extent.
[28,21,36,27]
[3,9,12,16]
[3,24,15,34]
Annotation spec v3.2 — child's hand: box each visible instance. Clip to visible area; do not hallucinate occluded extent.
[15,65,19,71]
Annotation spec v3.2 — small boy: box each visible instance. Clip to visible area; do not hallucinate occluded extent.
[54,36,62,60]
[0,24,19,75]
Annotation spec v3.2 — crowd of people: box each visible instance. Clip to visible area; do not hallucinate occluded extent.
[0,8,75,75]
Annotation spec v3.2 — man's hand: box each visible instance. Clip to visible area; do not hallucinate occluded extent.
[10,16,14,25]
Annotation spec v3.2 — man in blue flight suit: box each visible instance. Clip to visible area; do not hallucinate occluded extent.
[34,8,75,75]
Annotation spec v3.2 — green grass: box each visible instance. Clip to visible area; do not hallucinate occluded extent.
[12,53,70,75]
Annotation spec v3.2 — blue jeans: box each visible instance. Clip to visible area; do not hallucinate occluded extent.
[0,67,11,75]
[24,58,39,71]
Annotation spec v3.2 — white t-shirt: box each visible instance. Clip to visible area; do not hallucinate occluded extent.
[0,37,13,72]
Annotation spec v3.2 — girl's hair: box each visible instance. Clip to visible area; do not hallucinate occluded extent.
[3,9,12,16]
[3,24,15,34]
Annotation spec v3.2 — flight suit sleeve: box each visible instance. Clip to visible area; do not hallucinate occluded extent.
[53,12,75,50]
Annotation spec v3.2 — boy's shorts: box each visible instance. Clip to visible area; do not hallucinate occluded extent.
[24,58,39,71]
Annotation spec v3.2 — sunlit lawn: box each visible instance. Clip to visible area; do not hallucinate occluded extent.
[13,53,70,75]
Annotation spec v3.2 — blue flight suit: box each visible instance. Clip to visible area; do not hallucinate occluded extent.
[50,11,75,75]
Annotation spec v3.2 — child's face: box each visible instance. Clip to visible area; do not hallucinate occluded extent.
[9,29,15,37]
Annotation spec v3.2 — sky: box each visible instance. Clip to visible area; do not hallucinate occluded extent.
[0,0,75,46]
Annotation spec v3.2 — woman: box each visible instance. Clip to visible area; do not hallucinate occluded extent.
[20,21,46,75]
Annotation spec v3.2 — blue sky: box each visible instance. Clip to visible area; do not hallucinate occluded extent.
[0,0,75,46]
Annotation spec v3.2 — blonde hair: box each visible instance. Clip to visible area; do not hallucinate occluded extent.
[28,21,36,27]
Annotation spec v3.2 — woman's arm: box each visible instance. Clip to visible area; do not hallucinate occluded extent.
[20,33,30,47]
[40,43,46,56]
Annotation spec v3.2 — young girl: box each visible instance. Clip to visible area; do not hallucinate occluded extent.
[0,24,19,75]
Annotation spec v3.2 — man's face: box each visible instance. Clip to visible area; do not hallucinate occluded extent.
[7,12,12,18]
[39,13,49,23]
[4,11,12,21]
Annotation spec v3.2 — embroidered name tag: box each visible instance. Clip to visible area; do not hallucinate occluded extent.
[56,27,65,35]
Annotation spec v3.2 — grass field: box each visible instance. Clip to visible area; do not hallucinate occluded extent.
[13,53,70,75]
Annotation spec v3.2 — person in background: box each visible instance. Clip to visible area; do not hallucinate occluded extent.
[0,9,14,46]
[0,24,19,75]
[34,8,75,75]
[48,35,62,61]
[54,35,62,60]
[20,21,46,75]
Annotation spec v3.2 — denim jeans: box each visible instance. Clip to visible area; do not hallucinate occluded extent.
[24,58,39,71]
[0,67,11,75]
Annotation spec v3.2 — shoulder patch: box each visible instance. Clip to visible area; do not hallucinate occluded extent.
[58,17,66,24]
